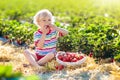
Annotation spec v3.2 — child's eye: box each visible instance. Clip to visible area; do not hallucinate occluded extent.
[43,20,46,21]
[48,19,51,21]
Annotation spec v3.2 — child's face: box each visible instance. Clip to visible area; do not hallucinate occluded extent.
[38,16,52,28]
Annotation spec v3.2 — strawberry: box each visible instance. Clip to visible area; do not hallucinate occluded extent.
[67,54,71,58]
[89,52,93,57]
[58,55,63,60]
[71,53,75,57]
[110,58,114,62]
[55,65,58,70]
[58,52,85,62]
[71,58,77,62]
[58,65,64,70]
[17,40,22,45]
[65,57,70,62]
[69,57,73,62]
[66,52,71,55]
[63,54,67,57]
[75,54,80,60]
[55,65,64,70]
[4,35,9,39]
[62,58,67,62]
[79,56,84,60]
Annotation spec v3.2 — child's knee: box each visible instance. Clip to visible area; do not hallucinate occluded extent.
[24,49,30,55]
[48,52,55,58]
[24,50,27,54]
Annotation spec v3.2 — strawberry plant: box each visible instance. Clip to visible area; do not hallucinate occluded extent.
[0,65,40,80]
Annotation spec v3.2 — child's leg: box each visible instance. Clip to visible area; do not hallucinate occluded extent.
[23,49,39,67]
[37,52,54,65]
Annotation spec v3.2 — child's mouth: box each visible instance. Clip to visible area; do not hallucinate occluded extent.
[46,25,49,29]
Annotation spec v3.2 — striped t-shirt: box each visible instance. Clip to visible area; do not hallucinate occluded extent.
[34,29,63,56]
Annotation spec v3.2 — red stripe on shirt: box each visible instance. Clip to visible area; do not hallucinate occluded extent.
[36,47,56,50]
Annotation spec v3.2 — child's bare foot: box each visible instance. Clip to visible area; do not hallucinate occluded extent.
[24,50,39,67]
[33,65,46,72]
[23,63,30,67]
[30,63,40,68]
[23,63,40,68]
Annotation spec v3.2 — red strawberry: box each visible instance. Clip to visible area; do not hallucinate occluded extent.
[17,40,22,45]
[55,65,58,70]
[65,57,70,62]
[46,25,49,29]
[67,54,71,58]
[63,54,67,57]
[4,35,9,39]
[110,58,114,62]
[58,55,63,60]
[62,58,67,62]
[58,65,64,70]
[55,65,64,70]
[71,58,77,62]
[89,52,93,57]
[79,56,84,60]
[69,57,73,62]
[75,54,80,60]
[66,52,71,55]
[71,53,75,57]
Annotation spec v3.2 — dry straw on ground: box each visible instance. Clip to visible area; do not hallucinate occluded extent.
[0,41,120,80]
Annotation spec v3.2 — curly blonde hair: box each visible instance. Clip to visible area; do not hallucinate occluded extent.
[33,9,54,27]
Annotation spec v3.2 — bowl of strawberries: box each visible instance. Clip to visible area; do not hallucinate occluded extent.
[56,51,86,66]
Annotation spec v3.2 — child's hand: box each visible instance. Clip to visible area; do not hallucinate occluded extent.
[48,24,56,29]
[42,25,49,34]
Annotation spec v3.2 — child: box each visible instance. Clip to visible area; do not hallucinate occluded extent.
[24,9,68,67]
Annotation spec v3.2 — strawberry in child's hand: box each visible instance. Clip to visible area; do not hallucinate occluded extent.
[46,25,49,29]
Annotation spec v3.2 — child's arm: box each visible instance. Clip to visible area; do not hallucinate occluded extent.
[50,24,69,36]
[36,33,46,48]
[36,26,48,48]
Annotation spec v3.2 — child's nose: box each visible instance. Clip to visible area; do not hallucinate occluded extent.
[47,21,51,24]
